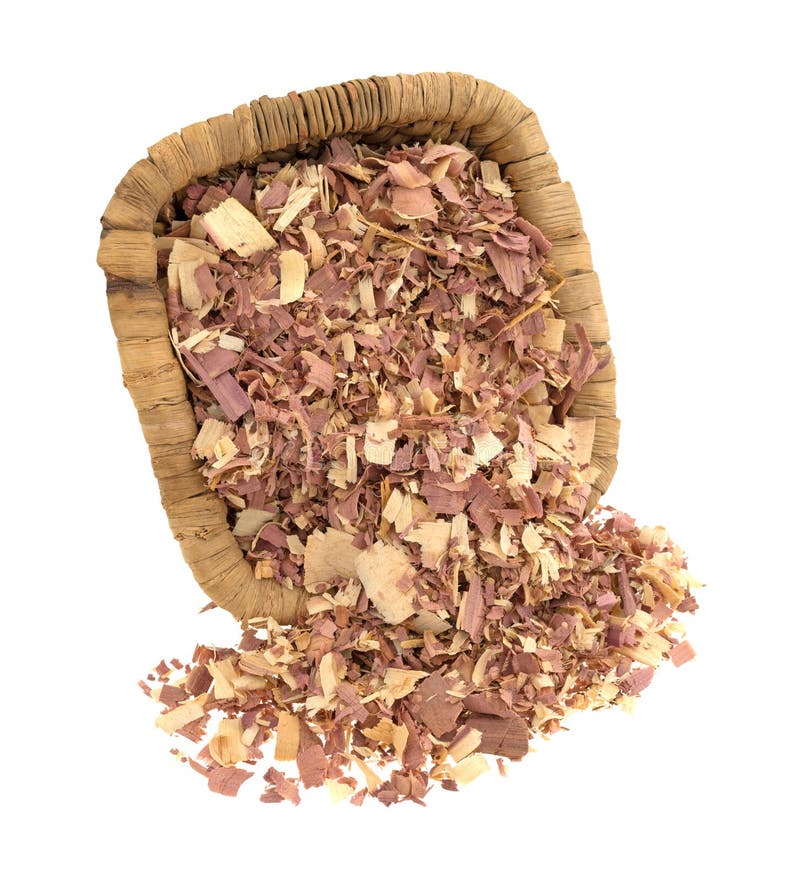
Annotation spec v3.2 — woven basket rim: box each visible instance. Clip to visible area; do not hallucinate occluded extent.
[97,71,619,624]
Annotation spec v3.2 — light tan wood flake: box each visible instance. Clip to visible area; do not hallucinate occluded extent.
[461,290,477,320]
[218,333,245,352]
[354,540,418,625]
[450,752,490,785]
[471,646,501,688]
[286,534,305,556]
[362,718,398,744]
[341,332,356,364]
[319,651,345,700]
[639,525,668,546]
[188,213,206,240]
[208,658,238,700]
[303,528,361,590]
[408,610,451,635]
[201,197,276,257]
[420,387,438,416]
[274,711,300,762]
[192,418,229,460]
[155,235,219,256]
[209,718,249,767]
[379,668,429,701]
[382,487,413,532]
[636,564,686,608]
[211,436,238,469]
[353,756,382,793]
[358,274,376,317]
[534,423,576,463]
[521,522,544,553]
[326,779,355,803]
[405,520,452,568]
[450,513,470,555]
[279,248,307,304]
[180,328,212,352]
[364,419,399,465]
[472,430,504,466]
[167,239,220,311]
[563,416,596,467]
[155,694,208,735]
[530,316,566,352]
[300,225,326,269]
[448,726,483,763]
[233,674,267,692]
[616,630,672,667]
[233,509,273,538]
[272,186,316,233]
[508,442,533,487]
[480,160,514,199]
[345,435,357,484]
[499,523,517,557]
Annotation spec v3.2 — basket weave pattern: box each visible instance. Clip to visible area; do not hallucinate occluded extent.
[97,73,619,624]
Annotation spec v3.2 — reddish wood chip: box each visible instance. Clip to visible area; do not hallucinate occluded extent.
[670,641,696,667]
[261,767,301,805]
[208,767,254,797]
[411,673,464,739]
[296,721,327,788]
[467,714,529,760]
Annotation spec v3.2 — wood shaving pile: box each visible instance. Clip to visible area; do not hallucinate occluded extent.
[145,138,699,805]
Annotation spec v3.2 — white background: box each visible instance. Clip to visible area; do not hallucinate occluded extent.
[2,2,797,879]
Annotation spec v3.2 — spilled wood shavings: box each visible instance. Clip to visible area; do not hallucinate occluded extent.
[146,138,701,806]
[145,504,699,805]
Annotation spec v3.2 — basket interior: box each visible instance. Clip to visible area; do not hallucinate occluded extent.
[97,73,619,623]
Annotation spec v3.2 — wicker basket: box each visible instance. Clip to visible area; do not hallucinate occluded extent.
[96,72,619,625]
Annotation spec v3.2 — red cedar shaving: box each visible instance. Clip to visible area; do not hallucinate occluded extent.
[670,641,696,667]
[148,138,701,805]
[622,666,655,696]
[467,714,530,760]
[410,672,464,739]
[617,559,637,618]
[296,720,327,788]
[261,767,301,805]
[207,766,253,797]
